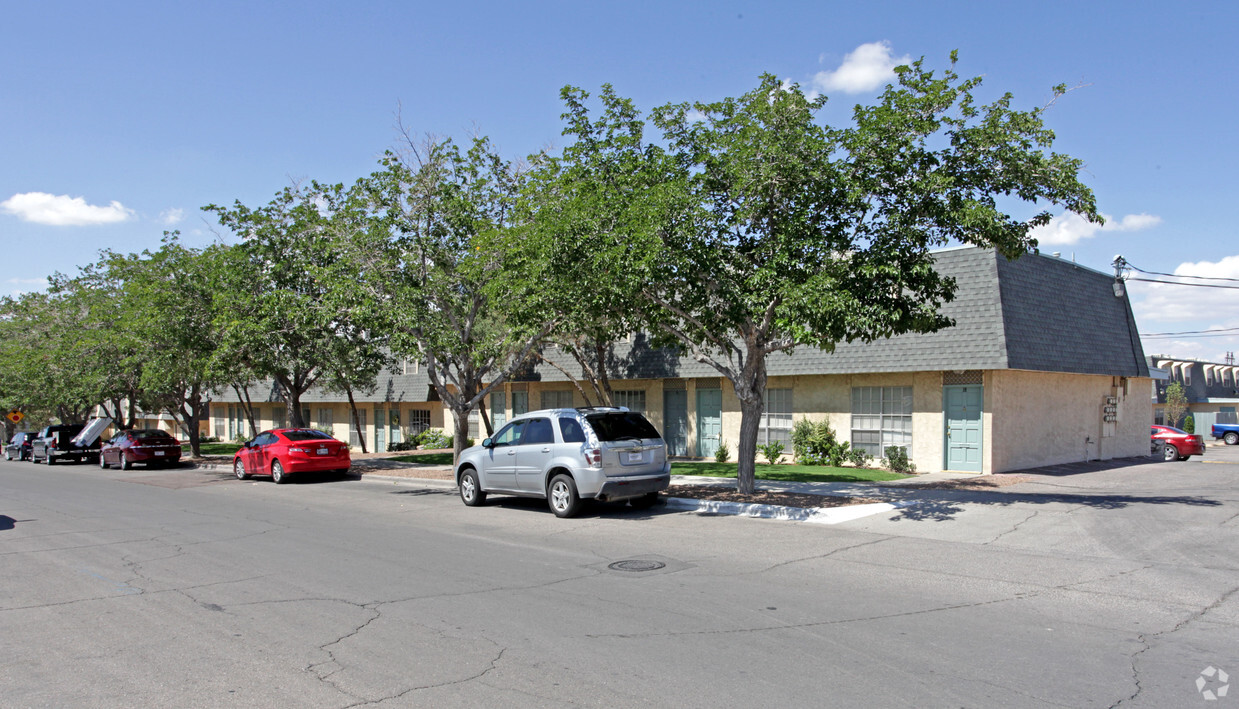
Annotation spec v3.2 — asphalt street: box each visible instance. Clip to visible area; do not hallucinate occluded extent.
[1,449,1237,708]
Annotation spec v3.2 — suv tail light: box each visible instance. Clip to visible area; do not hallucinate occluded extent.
[586,448,602,466]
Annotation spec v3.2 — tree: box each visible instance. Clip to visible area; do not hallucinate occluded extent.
[332,136,555,462]
[1164,382,1188,429]
[206,183,368,429]
[557,58,1099,494]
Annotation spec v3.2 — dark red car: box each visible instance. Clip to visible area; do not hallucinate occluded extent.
[1151,425,1205,461]
[99,429,183,469]
[232,428,351,484]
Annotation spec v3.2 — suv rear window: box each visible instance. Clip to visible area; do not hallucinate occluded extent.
[585,412,661,441]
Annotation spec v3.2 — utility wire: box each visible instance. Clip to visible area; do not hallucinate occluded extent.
[1126,276,1239,290]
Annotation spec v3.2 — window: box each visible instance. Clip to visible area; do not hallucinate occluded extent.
[1183,367,1192,386]
[523,418,555,445]
[402,358,419,375]
[851,386,913,458]
[541,390,574,410]
[613,390,646,414]
[407,409,431,438]
[316,408,333,430]
[1154,408,1165,426]
[512,391,529,416]
[213,408,225,439]
[491,421,525,447]
[760,388,793,446]
[349,408,366,448]
[558,417,586,443]
[490,392,506,430]
[272,408,287,431]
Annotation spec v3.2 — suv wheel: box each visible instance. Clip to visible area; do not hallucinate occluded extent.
[459,469,486,506]
[548,474,581,518]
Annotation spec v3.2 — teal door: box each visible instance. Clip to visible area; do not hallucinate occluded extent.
[944,385,983,472]
[373,406,386,453]
[696,388,722,459]
[664,389,688,456]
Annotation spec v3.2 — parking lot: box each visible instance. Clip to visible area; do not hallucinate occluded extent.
[1,448,1237,708]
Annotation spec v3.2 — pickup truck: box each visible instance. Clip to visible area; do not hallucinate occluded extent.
[1213,423,1239,446]
[31,418,111,465]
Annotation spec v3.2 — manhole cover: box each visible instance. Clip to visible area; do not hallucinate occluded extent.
[608,560,666,572]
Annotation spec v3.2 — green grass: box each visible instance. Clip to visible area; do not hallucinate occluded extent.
[670,461,910,483]
[389,452,453,465]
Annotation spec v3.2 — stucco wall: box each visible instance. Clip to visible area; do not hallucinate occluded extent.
[988,371,1152,473]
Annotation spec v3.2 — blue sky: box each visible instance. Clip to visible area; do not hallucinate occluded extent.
[3,1,1236,364]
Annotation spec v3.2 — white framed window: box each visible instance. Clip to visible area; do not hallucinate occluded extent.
[760,388,793,446]
[613,390,646,414]
[541,390,574,410]
[1184,367,1192,386]
[316,408,333,430]
[349,408,366,448]
[272,407,287,430]
[407,409,431,437]
[851,386,913,457]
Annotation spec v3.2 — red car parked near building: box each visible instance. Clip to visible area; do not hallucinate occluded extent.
[232,428,351,484]
[99,429,183,469]
[1151,425,1205,461]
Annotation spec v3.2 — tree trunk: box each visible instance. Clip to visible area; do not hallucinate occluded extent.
[594,341,614,406]
[345,385,368,453]
[287,391,305,428]
[735,395,765,495]
[479,395,493,437]
[450,405,471,465]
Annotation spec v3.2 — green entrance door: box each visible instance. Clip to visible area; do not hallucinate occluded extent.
[663,389,688,457]
[944,385,983,472]
[696,388,722,459]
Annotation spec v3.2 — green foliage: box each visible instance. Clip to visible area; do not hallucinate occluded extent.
[882,446,916,474]
[1164,383,1188,429]
[1183,414,1195,434]
[413,428,452,450]
[846,446,872,468]
[791,418,851,467]
[758,440,785,465]
[714,441,730,463]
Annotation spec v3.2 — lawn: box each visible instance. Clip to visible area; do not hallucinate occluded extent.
[670,461,910,483]
[389,452,454,465]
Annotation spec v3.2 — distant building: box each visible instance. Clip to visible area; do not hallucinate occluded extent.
[1148,355,1239,430]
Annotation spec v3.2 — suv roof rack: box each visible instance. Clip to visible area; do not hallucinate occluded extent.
[574,406,629,413]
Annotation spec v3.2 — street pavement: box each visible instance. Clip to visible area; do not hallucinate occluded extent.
[1,447,1236,708]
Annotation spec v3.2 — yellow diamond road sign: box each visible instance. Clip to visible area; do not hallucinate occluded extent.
[5,411,23,424]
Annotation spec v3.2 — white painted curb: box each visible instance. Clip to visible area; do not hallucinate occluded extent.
[662,496,918,524]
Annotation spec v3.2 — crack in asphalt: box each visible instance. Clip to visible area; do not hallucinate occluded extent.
[985,509,1041,545]
[752,536,894,574]
[1107,583,1239,709]
[339,647,508,708]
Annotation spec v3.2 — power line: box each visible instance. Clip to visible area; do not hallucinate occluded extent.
[1124,260,1239,284]
[1126,276,1239,290]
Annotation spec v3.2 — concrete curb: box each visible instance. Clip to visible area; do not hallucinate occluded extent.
[662,496,919,525]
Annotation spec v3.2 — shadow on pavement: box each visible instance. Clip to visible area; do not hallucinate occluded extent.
[888,489,1221,522]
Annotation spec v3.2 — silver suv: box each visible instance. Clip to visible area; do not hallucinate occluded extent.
[455,407,670,517]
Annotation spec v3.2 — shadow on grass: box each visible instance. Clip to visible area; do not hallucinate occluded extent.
[672,461,909,484]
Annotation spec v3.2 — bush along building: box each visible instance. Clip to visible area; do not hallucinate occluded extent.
[209,247,1153,474]
[1149,355,1239,432]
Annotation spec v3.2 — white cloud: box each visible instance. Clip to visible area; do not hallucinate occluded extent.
[160,208,185,226]
[812,41,911,94]
[0,192,135,226]
[1130,254,1239,361]
[1031,211,1162,246]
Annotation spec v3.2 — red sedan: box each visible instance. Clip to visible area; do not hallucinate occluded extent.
[99,429,183,469]
[1151,425,1205,461]
[233,428,351,483]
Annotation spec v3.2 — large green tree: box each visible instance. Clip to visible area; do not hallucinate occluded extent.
[333,137,554,461]
[555,58,1099,494]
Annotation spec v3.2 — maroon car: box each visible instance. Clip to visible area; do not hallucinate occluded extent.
[232,428,351,484]
[1151,425,1205,461]
[99,429,183,469]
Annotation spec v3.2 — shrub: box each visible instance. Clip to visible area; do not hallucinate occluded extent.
[882,446,916,474]
[463,437,475,449]
[1183,414,1195,434]
[714,441,730,463]
[198,435,220,443]
[387,440,418,452]
[758,440,785,465]
[413,428,452,450]
[791,418,850,466]
[846,446,872,468]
